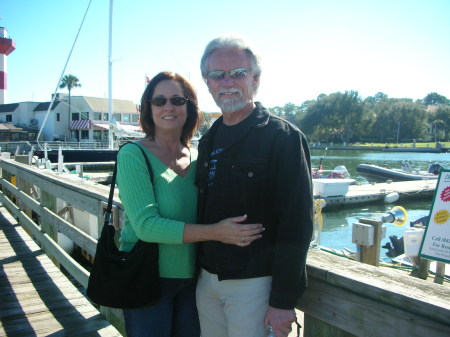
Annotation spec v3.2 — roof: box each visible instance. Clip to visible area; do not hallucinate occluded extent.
[82,96,138,113]
[0,123,22,131]
[0,96,138,115]
[207,112,222,118]
[0,103,19,113]
[33,101,60,111]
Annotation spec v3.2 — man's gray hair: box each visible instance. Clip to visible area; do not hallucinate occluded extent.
[200,34,262,80]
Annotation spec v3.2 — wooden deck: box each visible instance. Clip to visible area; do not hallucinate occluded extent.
[0,206,121,337]
[318,179,437,210]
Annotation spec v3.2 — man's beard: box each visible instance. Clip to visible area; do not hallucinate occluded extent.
[214,88,250,113]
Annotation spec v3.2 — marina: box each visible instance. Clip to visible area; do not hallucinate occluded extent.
[2,0,450,335]
[0,155,449,336]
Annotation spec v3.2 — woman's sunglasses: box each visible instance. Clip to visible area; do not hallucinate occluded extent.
[150,96,189,107]
[206,68,250,81]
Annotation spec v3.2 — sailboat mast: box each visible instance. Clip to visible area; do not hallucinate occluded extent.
[108,0,114,150]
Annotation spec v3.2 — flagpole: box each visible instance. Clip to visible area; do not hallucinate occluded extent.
[108,0,114,150]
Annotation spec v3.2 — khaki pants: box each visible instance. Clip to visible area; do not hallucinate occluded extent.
[196,268,272,337]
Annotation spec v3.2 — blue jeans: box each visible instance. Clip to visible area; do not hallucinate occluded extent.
[123,278,200,337]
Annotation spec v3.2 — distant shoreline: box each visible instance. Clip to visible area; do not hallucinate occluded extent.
[310,144,448,153]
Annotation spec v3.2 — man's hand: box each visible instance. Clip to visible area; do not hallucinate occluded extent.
[264,306,296,337]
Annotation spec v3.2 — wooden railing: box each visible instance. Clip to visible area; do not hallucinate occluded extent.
[0,157,449,337]
[299,249,449,336]
[0,155,125,332]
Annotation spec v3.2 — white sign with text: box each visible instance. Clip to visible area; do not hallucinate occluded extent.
[420,169,450,263]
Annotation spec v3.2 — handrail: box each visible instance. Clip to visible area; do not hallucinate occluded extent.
[0,157,116,288]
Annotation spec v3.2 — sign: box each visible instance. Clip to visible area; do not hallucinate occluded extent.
[420,169,450,263]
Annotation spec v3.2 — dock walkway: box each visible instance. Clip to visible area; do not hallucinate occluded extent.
[318,179,437,210]
[0,206,121,337]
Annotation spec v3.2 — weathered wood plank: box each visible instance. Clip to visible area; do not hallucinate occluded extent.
[1,307,120,337]
[0,194,90,287]
[301,277,449,337]
[298,250,450,337]
[0,206,121,337]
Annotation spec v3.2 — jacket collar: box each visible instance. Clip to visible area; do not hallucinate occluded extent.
[198,102,269,155]
[248,102,270,128]
[206,102,269,136]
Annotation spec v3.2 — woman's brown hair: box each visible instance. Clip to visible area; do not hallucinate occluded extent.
[140,72,201,146]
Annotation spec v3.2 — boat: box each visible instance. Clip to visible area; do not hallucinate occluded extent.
[356,161,442,183]
[35,147,119,162]
[313,165,352,179]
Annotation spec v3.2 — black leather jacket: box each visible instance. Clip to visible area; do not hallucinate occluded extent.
[195,103,313,309]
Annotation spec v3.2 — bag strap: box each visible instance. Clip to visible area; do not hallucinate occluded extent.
[104,142,153,227]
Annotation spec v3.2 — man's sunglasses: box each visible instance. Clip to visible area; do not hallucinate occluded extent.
[149,96,189,107]
[206,68,250,81]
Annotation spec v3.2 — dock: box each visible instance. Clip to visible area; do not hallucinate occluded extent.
[0,206,121,336]
[317,179,437,210]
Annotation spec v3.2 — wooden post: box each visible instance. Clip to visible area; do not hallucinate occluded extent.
[41,190,59,267]
[417,258,431,280]
[409,256,430,280]
[434,262,446,284]
[355,218,383,267]
[15,155,34,236]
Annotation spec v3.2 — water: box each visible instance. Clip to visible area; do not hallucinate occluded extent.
[310,149,450,257]
[312,148,450,183]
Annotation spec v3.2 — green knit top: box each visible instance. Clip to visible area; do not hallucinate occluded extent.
[116,142,197,279]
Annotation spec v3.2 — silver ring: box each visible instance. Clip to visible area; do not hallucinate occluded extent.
[242,237,246,243]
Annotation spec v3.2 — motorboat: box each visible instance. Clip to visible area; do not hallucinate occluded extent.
[312,165,356,198]
[312,165,351,179]
[356,161,442,183]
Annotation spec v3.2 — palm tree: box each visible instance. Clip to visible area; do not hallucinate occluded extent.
[59,74,81,136]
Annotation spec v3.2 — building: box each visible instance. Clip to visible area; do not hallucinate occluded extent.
[0,94,141,143]
[0,122,36,142]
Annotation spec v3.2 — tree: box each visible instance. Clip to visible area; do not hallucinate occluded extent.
[301,91,366,142]
[422,92,450,106]
[364,92,388,108]
[368,98,427,143]
[59,74,82,133]
[431,106,450,141]
[282,102,302,125]
[198,111,212,135]
[269,106,284,117]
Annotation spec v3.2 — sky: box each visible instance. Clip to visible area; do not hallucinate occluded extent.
[1,0,450,112]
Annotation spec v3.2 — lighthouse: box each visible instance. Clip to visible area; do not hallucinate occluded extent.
[0,27,16,104]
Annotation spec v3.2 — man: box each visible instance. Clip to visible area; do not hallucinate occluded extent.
[195,34,313,337]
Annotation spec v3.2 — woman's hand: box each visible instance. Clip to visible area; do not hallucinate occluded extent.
[183,215,264,245]
[211,214,264,247]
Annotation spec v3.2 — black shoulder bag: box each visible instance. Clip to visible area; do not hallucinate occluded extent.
[86,143,160,309]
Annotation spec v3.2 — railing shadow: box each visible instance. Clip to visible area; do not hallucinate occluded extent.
[0,209,111,336]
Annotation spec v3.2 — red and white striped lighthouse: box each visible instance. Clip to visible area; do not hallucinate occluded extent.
[0,27,16,104]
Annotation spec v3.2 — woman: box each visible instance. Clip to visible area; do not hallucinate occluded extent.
[117,72,264,337]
